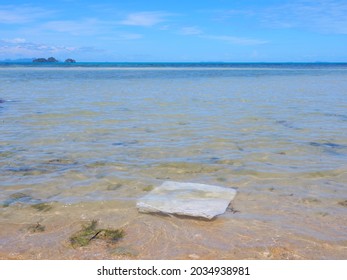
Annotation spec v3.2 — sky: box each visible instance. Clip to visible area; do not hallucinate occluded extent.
[0,0,347,62]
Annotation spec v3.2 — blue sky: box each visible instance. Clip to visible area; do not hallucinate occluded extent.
[0,0,346,62]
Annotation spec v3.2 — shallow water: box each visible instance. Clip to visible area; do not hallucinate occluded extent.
[0,63,347,259]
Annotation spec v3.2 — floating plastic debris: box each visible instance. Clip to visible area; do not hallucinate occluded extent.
[136,181,237,219]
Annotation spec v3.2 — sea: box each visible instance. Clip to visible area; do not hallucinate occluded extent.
[0,62,346,259]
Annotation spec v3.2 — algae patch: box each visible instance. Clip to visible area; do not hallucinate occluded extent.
[10,192,31,200]
[301,198,321,204]
[98,229,125,241]
[338,200,347,207]
[216,177,227,182]
[28,223,45,233]
[69,220,124,248]
[106,183,123,191]
[31,203,53,212]
[142,185,154,192]
[0,151,14,158]
[70,220,98,247]
[46,158,77,165]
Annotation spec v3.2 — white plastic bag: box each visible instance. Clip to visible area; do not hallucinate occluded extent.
[137,181,237,219]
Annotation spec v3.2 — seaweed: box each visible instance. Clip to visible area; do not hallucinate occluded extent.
[70,220,99,247]
[107,183,123,191]
[31,203,52,212]
[0,151,14,158]
[216,177,227,182]
[69,220,124,248]
[10,192,30,199]
[98,229,124,242]
[46,158,76,165]
[142,185,154,192]
[226,203,240,214]
[338,200,347,207]
[28,223,45,233]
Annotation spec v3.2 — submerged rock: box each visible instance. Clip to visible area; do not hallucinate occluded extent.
[137,181,237,219]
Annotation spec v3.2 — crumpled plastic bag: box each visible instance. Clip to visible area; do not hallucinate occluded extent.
[137,181,237,219]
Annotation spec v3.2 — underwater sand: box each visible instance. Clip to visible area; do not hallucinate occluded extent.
[0,64,347,259]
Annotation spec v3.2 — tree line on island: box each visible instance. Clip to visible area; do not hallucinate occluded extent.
[33,57,76,63]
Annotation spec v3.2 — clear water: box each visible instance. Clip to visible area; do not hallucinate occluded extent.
[0,63,347,259]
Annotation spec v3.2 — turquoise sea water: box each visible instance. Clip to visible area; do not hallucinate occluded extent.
[0,63,346,259]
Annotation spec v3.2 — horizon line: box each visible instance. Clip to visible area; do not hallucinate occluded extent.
[1,60,347,64]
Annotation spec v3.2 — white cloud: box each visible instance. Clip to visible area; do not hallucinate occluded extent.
[118,33,143,40]
[262,0,347,34]
[179,26,203,35]
[41,19,100,36]
[3,38,26,43]
[202,35,267,45]
[25,17,143,40]
[0,5,53,24]
[212,9,255,21]
[158,25,171,31]
[0,38,78,58]
[119,11,170,27]
[176,24,266,45]
[214,0,347,35]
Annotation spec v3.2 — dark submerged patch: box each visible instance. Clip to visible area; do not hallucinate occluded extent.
[69,220,124,248]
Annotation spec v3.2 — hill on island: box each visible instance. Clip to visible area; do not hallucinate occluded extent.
[32,57,76,63]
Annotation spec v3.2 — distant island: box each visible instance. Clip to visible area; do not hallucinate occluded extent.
[64,58,76,63]
[32,57,76,63]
